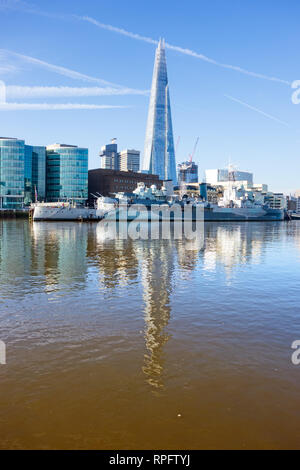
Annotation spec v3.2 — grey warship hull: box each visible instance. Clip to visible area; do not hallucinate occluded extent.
[203,206,284,221]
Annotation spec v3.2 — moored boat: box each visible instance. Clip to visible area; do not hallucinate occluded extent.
[32,202,102,221]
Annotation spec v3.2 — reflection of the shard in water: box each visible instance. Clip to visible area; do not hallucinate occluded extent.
[138,241,174,390]
[95,221,202,389]
[7,219,298,388]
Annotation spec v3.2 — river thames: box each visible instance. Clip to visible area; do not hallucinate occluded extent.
[0,219,300,449]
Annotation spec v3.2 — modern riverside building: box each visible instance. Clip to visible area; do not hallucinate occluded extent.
[46,144,88,203]
[119,149,140,172]
[264,192,287,210]
[0,137,46,209]
[143,39,177,185]
[205,169,254,186]
[0,137,25,209]
[25,145,46,205]
[177,161,199,185]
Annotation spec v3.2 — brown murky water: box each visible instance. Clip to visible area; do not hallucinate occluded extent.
[0,219,300,449]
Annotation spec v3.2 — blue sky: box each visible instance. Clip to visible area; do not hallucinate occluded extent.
[0,0,299,192]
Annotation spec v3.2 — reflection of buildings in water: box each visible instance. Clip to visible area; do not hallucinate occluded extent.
[137,241,175,389]
[294,228,300,251]
[285,221,300,255]
[95,222,201,388]
[251,239,263,264]
[95,223,139,289]
[203,223,266,277]
[176,240,201,272]
[0,220,32,284]
[31,222,88,292]
[31,222,58,287]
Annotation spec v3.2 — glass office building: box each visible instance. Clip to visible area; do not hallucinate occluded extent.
[143,39,177,185]
[46,144,88,203]
[0,137,25,209]
[24,145,46,205]
[0,138,46,209]
[24,145,33,205]
[32,146,46,201]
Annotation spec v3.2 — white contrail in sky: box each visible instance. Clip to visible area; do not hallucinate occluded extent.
[0,49,122,86]
[6,85,148,98]
[0,49,148,95]
[224,94,289,126]
[0,64,18,74]
[79,16,158,46]
[79,16,291,86]
[0,2,291,86]
[0,102,129,110]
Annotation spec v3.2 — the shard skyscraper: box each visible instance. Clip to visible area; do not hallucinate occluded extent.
[143,39,177,185]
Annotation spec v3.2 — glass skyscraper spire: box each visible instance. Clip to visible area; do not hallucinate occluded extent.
[143,39,177,185]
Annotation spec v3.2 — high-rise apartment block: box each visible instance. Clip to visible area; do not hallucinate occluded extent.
[119,149,140,172]
[99,140,119,170]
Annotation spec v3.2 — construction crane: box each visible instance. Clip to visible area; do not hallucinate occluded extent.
[189,137,199,163]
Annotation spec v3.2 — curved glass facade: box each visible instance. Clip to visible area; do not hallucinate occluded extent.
[0,138,25,209]
[46,144,88,203]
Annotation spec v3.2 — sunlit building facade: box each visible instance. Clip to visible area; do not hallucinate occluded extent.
[99,140,119,170]
[24,145,46,205]
[0,137,25,209]
[119,149,140,172]
[143,39,177,184]
[46,144,88,203]
[0,137,46,208]
[178,161,198,185]
[205,169,253,186]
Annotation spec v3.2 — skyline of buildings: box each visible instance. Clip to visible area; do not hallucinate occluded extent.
[0,37,298,209]
[142,39,177,185]
[100,139,140,173]
[1,131,299,210]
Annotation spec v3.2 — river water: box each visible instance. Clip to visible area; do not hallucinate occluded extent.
[0,219,300,449]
